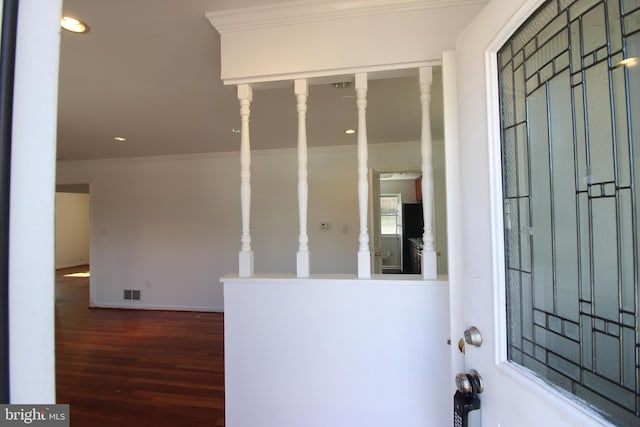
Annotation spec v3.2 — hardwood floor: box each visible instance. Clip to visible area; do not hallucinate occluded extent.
[55,266,225,426]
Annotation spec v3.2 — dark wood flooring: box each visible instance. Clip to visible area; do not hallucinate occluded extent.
[55,266,225,426]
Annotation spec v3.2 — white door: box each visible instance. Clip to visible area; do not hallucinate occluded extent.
[449,0,638,425]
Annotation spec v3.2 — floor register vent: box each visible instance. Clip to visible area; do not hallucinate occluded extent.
[123,289,141,300]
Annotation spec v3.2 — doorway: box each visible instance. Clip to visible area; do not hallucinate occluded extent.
[379,172,421,273]
[373,146,448,276]
[379,192,404,273]
[55,184,90,270]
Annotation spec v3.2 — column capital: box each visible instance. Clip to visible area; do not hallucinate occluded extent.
[294,79,308,96]
[419,67,433,85]
[237,84,253,101]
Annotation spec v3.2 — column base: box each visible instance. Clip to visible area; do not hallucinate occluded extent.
[297,251,310,278]
[358,250,371,279]
[239,251,254,277]
[421,250,437,280]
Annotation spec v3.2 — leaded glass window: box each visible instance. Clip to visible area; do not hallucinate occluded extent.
[498,0,640,424]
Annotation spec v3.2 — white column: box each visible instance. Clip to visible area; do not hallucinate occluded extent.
[238,84,254,277]
[9,0,62,403]
[419,67,437,279]
[355,73,371,278]
[295,79,310,277]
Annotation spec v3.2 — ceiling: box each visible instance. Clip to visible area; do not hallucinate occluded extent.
[57,0,444,161]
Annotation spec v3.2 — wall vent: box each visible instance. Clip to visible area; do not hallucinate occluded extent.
[123,289,141,300]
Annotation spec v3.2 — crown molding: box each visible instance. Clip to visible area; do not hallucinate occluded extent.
[207,0,489,34]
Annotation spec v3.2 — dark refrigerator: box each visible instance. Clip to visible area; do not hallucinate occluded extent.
[402,203,423,273]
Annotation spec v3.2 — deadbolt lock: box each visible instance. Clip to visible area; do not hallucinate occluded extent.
[454,369,483,426]
[455,369,484,395]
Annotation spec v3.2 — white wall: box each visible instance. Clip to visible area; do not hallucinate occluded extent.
[223,276,450,427]
[55,192,90,269]
[57,142,424,311]
[380,178,417,202]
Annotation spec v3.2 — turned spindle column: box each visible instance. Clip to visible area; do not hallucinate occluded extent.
[419,67,437,279]
[238,84,253,277]
[355,73,371,278]
[295,79,310,277]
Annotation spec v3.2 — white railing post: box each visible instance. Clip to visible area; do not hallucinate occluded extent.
[419,67,437,279]
[355,73,371,278]
[238,84,254,277]
[295,79,310,277]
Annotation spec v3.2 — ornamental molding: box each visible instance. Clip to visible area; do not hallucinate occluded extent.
[207,0,489,34]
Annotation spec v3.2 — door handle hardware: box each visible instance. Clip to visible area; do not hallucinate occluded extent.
[454,369,483,427]
[463,326,482,347]
[455,369,483,395]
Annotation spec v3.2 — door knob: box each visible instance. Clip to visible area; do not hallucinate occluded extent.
[464,326,482,347]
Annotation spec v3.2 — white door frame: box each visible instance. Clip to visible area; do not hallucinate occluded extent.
[442,50,464,400]
[9,0,61,403]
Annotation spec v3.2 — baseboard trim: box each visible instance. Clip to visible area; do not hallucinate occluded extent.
[89,302,224,313]
[56,263,89,270]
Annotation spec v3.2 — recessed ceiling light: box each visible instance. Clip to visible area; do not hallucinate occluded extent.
[113,136,127,142]
[344,129,356,135]
[61,16,90,34]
